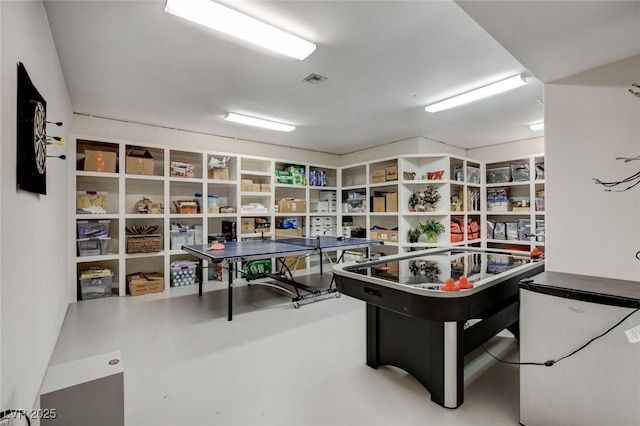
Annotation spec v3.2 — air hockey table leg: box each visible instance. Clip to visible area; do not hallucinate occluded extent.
[365,304,465,409]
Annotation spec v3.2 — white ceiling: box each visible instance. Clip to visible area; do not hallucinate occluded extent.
[42,0,640,155]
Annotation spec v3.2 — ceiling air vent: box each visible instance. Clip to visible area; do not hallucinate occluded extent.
[302,73,327,84]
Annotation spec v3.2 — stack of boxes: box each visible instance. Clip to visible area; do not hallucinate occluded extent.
[487,188,510,212]
[371,165,398,183]
[311,217,335,237]
[371,191,398,213]
[77,220,111,256]
[240,217,271,233]
[241,179,270,193]
[311,191,337,213]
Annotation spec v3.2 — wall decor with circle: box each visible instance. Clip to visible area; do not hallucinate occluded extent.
[16,61,47,195]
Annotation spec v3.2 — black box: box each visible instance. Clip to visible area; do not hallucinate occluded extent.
[221,221,237,242]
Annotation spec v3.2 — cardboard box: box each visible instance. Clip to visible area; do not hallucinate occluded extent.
[276,256,307,270]
[173,199,199,214]
[371,169,386,183]
[208,205,236,214]
[276,199,306,213]
[385,165,398,181]
[126,272,164,296]
[207,168,229,180]
[126,148,154,175]
[385,192,398,212]
[170,161,195,178]
[241,179,253,192]
[251,183,261,192]
[260,183,271,192]
[84,150,117,173]
[373,197,386,212]
[241,217,255,232]
[275,228,303,237]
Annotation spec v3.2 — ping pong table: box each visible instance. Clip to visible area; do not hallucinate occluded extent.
[182,236,382,321]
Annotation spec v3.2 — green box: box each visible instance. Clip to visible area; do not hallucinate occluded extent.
[241,260,272,280]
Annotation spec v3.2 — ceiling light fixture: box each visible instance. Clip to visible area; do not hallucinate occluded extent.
[530,122,544,131]
[425,74,527,113]
[224,113,295,132]
[165,0,316,61]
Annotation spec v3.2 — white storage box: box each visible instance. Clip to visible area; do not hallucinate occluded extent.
[318,191,337,201]
[170,229,196,250]
[311,201,330,213]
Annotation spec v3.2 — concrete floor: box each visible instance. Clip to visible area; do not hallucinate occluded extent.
[49,280,522,426]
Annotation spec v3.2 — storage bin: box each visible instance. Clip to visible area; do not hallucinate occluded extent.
[126,234,162,253]
[170,229,195,250]
[486,167,511,183]
[77,220,110,238]
[77,237,111,256]
[126,272,164,296]
[171,261,198,286]
[466,166,480,183]
[79,274,113,300]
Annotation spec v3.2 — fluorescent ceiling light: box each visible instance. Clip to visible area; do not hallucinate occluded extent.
[224,113,295,132]
[425,74,527,113]
[530,122,544,131]
[165,0,316,60]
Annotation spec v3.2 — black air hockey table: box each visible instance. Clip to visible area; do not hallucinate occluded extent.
[333,247,544,409]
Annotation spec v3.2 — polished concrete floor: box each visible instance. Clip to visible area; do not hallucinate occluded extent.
[50,280,523,425]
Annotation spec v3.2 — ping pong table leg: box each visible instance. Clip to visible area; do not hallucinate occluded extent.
[198,259,203,297]
[228,262,233,321]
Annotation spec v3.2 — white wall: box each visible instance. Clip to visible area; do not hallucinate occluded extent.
[1,0,73,410]
[467,137,544,162]
[544,54,640,281]
[74,114,341,167]
[340,136,465,165]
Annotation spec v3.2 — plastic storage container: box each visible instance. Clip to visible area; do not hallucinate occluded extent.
[79,274,113,300]
[77,237,111,256]
[170,229,196,250]
[171,261,198,286]
[208,195,220,208]
[77,220,110,238]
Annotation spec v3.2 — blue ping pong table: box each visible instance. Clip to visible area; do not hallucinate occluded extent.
[182,236,382,321]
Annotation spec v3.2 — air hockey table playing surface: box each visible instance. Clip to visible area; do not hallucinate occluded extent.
[333,246,545,409]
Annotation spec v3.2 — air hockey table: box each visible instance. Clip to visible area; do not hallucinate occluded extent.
[333,246,545,409]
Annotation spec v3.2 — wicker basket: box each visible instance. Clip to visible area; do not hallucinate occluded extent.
[126,234,162,254]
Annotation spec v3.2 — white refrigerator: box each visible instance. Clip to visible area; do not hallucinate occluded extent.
[519,271,640,426]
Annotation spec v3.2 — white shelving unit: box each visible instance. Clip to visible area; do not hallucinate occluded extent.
[484,154,545,252]
[74,137,545,302]
[74,137,342,301]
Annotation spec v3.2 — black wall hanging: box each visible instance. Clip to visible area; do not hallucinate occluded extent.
[17,62,47,195]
